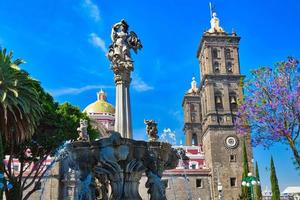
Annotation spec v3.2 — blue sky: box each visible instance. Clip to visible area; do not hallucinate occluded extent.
[0,0,299,191]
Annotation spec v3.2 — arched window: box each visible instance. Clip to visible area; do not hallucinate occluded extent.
[229,92,237,110]
[212,48,218,58]
[215,92,223,110]
[191,113,196,122]
[226,62,233,73]
[192,133,198,146]
[225,48,231,59]
[213,62,220,73]
[190,104,195,112]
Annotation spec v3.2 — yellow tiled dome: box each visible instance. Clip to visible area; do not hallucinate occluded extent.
[83,90,115,114]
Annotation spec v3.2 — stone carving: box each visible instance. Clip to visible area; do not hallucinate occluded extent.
[108,19,142,70]
[145,171,166,200]
[144,119,159,142]
[67,132,179,200]
[77,119,89,141]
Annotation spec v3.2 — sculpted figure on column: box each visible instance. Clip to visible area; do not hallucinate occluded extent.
[108,19,142,70]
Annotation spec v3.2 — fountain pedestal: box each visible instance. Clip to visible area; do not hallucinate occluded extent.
[67,132,179,200]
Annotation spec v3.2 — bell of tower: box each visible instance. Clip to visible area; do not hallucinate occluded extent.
[196,11,252,200]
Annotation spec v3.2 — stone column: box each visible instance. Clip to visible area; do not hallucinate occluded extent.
[113,67,133,139]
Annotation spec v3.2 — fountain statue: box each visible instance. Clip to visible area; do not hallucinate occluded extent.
[66,20,179,200]
[108,19,142,139]
[144,119,159,142]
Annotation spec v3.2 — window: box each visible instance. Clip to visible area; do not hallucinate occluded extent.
[190,104,196,112]
[192,133,198,146]
[230,177,237,187]
[215,92,223,110]
[226,62,233,73]
[229,93,237,110]
[213,62,220,73]
[191,113,196,122]
[225,48,231,59]
[196,179,202,188]
[162,179,169,189]
[212,48,218,58]
[13,164,20,172]
[230,154,236,162]
[191,164,196,169]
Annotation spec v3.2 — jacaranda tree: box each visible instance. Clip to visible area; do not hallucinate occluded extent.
[236,57,300,167]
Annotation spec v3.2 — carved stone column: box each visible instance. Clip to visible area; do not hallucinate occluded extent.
[113,66,132,138]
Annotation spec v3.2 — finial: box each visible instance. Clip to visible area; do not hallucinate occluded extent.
[97,89,107,101]
[187,76,198,94]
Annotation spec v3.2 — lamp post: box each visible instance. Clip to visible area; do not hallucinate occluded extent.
[241,172,260,200]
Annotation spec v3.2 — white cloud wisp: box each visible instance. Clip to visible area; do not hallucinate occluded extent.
[83,0,100,22]
[89,33,107,53]
[49,84,113,97]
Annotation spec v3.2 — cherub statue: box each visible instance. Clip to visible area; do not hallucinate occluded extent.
[144,120,159,142]
[77,119,89,141]
[108,19,142,69]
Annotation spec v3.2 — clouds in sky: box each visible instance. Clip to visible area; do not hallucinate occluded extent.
[49,84,113,97]
[82,0,100,22]
[131,74,154,92]
[89,33,107,53]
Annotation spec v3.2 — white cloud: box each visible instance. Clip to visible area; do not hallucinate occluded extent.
[89,33,107,53]
[131,74,154,92]
[82,0,100,22]
[48,84,113,97]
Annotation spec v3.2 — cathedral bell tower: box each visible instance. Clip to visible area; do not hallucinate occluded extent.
[197,11,252,199]
[183,77,202,146]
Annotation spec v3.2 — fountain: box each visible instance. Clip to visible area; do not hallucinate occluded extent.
[65,20,179,200]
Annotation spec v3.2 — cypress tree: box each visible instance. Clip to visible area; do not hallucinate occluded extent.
[239,138,251,200]
[270,156,280,200]
[255,161,262,200]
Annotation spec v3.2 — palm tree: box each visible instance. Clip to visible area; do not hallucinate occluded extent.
[0,48,43,144]
[0,48,43,199]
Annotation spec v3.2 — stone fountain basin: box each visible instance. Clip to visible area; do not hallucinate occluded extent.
[66,132,179,200]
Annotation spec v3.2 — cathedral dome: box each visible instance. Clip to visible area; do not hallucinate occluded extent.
[83,90,115,114]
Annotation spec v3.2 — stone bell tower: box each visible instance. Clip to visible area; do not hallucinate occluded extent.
[183,77,202,146]
[197,11,252,199]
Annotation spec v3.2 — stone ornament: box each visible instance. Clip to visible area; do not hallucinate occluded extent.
[77,119,90,141]
[108,19,142,71]
[144,119,159,142]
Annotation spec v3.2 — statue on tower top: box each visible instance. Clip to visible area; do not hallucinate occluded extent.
[208,3,225,33]
[108,19,142,70]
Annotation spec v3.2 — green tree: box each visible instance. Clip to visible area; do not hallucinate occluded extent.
[255,161,262,200]
[3,86,99,200]
[240,138,251,200]
[0,48,99,200]
[0,48,43,199]
[270,156,280,200]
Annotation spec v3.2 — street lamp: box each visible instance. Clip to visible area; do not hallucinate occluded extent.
[241,172,260,200]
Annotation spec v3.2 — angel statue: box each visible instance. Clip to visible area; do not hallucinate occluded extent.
[107,19,142,69]
[77,119,90,141]
[144,120,159,142]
